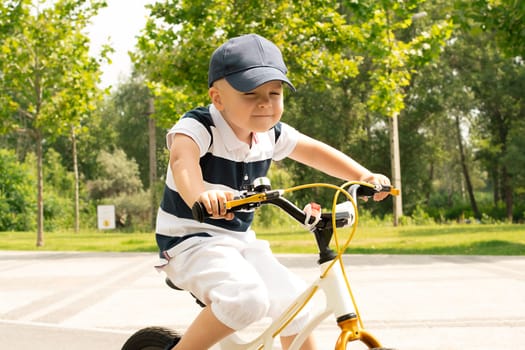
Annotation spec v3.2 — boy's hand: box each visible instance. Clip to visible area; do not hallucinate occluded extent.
[197,190,235,220]
[359,173,392,201]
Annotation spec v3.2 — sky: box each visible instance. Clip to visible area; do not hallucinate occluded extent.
[86,0,155,89]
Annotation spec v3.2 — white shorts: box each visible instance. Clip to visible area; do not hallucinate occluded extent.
[161,234,310,336]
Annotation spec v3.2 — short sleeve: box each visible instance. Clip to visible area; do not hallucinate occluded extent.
[272,122,301,161]
[166,118,212,157]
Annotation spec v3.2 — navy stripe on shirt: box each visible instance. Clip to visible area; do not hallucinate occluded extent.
[160,184,254,232]
[200,154,272,190]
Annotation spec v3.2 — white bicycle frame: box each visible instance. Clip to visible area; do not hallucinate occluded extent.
[216,184,386,350]
[219,255,382,350]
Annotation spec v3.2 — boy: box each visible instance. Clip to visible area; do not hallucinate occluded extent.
[155,33,391,350]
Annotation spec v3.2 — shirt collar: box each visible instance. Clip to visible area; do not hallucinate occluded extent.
[209,104,258,152]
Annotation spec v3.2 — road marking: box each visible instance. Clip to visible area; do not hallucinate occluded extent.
[0,318,132,334]
[18,257,153,322]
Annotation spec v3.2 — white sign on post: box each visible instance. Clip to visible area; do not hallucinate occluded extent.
[97,205,116,230]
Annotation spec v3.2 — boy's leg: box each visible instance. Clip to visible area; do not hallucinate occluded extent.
[244,240,313,339]
[164,236,270,349]
[172,306,234,350]
[280,334,317,350]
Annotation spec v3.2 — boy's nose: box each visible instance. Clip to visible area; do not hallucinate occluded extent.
[258,97,272,108]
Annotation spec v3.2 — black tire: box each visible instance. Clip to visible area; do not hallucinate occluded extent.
[121,326,181,350]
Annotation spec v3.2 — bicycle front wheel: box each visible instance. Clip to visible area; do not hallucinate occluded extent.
[121,326,181,350]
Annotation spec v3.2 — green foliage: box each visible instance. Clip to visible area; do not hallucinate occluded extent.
[0,0,107,136]
[1,0,524,234]
[453,28,524,219]
[409,205,435,225]
[86,149,152,230]
[453,0,525,57]
[134,0,452,123]
[108,77,167,187]
[395,0,525,222]
[44,149,75,196]
[344,0,453,117]
[0,0,109,244]
[129,0,454,225]
[87,149,144,200]
[282,84,391,216]
[0,149,36,230]
[42,189,72,231]
[254,166,294,228]
[41,149,76,230]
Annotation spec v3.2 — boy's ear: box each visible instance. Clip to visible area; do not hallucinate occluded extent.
[209,86,224,111]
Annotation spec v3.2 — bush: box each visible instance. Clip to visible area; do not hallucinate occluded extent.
[87,149,143,199]
[357,208,391,227]
[254,166,293,228]
[101,190,152,232]
[42,149,77,231]
[411,205,435,225]
[0,149,36,231]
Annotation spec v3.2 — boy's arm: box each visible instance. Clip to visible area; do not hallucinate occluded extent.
[170,133,233,218]
[288,134,391,201]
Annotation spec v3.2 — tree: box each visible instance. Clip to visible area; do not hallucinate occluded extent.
[106,76,167,228]
[405,29,484,220]
[399,0,525,222]
[133,0,452,222]
[468,39,524,221]
[437,15,525,221]
[109,77,165,187]
[0,0,107,245]
[455,0,525,58]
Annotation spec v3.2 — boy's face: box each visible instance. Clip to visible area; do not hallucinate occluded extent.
[209,79,284,142]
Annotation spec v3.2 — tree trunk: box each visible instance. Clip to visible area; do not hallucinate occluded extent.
[36,132,44,247]
[389,114,403,226]
[425,161,434,206]
[148,98,157,230]
[502,167,513,222]
[492,167,500,205]
[72,127,80,232]
[455,114,480,219]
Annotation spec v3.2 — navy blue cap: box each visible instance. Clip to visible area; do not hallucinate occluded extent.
[208,34,295,92]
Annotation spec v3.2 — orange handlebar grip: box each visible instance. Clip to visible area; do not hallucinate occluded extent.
[390,188,400,196]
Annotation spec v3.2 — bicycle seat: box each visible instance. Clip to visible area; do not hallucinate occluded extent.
[165,277,183,290]
[165,277,206,308]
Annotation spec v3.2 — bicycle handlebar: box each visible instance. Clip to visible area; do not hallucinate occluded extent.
[191,181,399,224]
[191,190,282,223]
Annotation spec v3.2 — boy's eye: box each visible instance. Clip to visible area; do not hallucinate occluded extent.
[242,89,282,97]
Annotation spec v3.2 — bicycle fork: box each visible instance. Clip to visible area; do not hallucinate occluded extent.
[318,258,382,349]
[335,315,381,349]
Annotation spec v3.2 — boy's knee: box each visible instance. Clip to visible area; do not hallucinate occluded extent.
[211,282,269,330]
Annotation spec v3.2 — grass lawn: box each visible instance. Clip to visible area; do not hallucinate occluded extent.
[1,223,524,255]
[260,223,525,255]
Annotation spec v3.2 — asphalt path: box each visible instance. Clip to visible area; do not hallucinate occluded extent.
[1,251,524,350]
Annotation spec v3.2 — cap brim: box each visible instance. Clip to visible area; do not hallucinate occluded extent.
[225,67,296,92]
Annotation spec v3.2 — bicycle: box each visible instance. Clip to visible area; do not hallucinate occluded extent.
[122,177,399,350]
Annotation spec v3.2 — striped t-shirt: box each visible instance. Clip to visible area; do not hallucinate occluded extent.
[155,104,300,260]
